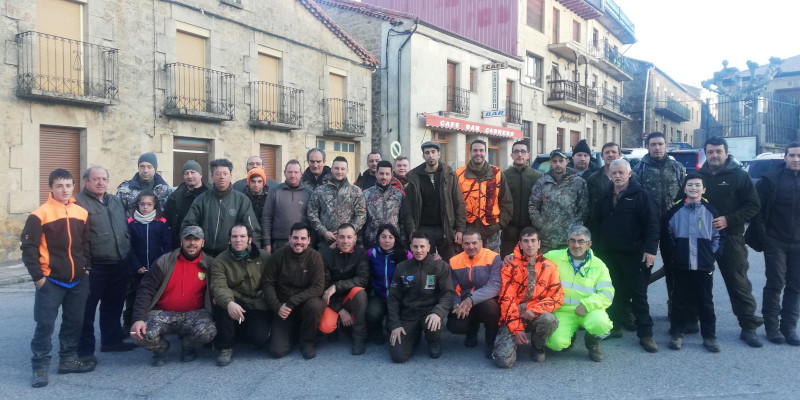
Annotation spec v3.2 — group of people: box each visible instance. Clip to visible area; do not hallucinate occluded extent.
[21,133,800,387]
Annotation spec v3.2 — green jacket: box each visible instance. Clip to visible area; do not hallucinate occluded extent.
[698,156,760,235]
[261,246,325,311]
[181,188,262,256]
[209,244,270,311]
[503,165,542,229]
[74,188,130,264]
[544,248,613,313]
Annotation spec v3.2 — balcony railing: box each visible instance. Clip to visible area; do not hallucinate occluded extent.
[604,0,635,39]
[505,100,522,125]
[547,80,597,108]
[654,96,691,122]
[446,85,470,115]
[164,62,234,121]
[248,81,303,128]
[603,42,626,70]
[601,88,623,113]
[15,31,119,104]
[323,98,366,136]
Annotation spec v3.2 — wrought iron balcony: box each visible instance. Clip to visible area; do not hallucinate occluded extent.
[585,0,636,44]
[505,100,522,125]
[546,80,597,114]
[164,62,235,121]
[654,97,691,122]
[597,88,631,121]
[248,81,303,129]
[323,98,366,136]
[15,31,119,105]
[446,85,470,115]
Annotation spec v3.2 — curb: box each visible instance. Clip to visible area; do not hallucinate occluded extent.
[0,264,32,287]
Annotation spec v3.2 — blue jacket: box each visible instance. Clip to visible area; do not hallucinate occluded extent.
[663,199,723,271]
[367,246,411,299]
[127,217,173,274]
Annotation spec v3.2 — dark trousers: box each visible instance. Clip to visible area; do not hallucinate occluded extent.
[389,315,443,363]
[446,298,500,346]
[605,252,654,338]
[269,298,324,358]
[762,235,800,332]
[31,279,90,369]
[366,295,387,340]
[670,269,716,339]
[78,263,128,357]
[341,289,368,339]
[500,225,524,258]
[717,235,762,330]
[213,305,271,349]
[122,274,143,330]
[416,225,456,262]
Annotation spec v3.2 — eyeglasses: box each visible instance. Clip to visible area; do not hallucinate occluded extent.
[567,239,588,245]
[512,149,529,154]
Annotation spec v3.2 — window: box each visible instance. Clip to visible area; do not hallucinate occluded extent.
[318,139,358,182]
[570,130,580,148]
[592,28,599,48]
[572,20,581,43]
[470,67,477,92]
[537,124,546,154]
[433,131,450,164]
[488,139,501,166]
[522,121,532,141]
[327,72,346,130]
[592,120,597,147]
[36,0,83,96]
[40,125,80,205]
[551,63,561,81]
[526,0,544,32]
[557,128,565,150]
[176,28,208,111]
[525,53,543,87]
[586,127,592,147]
[552,8,560,44]
[612,126,617,144]
[602,123,608,144]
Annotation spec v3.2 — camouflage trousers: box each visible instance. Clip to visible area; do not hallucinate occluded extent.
[492,312,558,368]
[133,309,216,353]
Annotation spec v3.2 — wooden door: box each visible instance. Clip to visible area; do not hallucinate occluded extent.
[328,73,345,129]
[259,144,278,181]
[570,130,580,148]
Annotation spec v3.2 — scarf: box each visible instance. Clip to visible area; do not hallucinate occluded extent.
[230,244,250,260]
[466,160,491,178]
[133,209,156,224]
[214,184,233,199]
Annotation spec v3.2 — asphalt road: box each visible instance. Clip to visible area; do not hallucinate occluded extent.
[1,248,798,399]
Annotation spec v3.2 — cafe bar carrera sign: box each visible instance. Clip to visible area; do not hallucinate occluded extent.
[424,114,523,139]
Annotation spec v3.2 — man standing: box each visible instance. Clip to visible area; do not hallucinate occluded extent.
[209,225,271,366]
[262,160,313,252]
[130,226,216,366]
[387,232,454,363]
[243,168,269,225]
[301,148,332,190]
[593,159,659,353]
[545,226,614,362]
[529,150,588,253]
[117,152,173,215]
[74,167,134,366]
[232,156,279,193]
[698,136,763,347]
[501,140,542,256]
[362,161,404,249]
[586,142,622,228]
[493,227,563,368]
[164,160,211,248]
[569,139,598,178]
[319,224,370,355]
[22,169,92,387]
[355,151,382,190]
[181,159,261,257]
[403,142,466,261]
[393,156,411,190]
[447,228,502,358]
[307,156,366,249]
[262,223,325,359]
[750,143,800,345]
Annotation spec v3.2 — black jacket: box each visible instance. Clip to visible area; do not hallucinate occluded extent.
[747,163,799,251]
[593,180,659,256]
[698,156,760,235]
[164,181,211,248]
[386,255,454,329]
[320,246,369,312]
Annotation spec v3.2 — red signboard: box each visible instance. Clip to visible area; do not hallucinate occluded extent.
[424,114,523,139]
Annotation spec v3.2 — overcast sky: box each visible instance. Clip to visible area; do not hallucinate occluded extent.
[614,0,796,88]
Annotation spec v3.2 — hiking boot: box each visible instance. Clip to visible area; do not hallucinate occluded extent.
[216,348,233,366]
[703,338,721,353]
[32,368,48,388]
[152,351,168,367]
[607,326,623,339]
[531,346,546,363]
[57,358,95,374]
[584,334,603,362]
[180,348,197,362]
[766,328,786,344]
[484,343,495,360]
[669,334,683,350]
[739,329,763,348]
[101,341,136,352]
[352,338,366,356]
[301,344,317,360]
[428,341,442,359]
[782,330,800,346]
[464,332,478,347]
[639,337,658,353]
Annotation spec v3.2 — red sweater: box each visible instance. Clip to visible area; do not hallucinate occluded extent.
[156,253,206,312]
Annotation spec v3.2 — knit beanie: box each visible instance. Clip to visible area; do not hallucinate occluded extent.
[182,160,202,175]
[572,139,591,156]
[247,168,267,186]
[138,152,158,170]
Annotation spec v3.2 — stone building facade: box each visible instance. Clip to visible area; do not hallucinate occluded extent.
[0,0,376,262]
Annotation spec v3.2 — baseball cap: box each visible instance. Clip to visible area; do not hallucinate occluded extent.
[181,225,204,239]
[550,149,567,159]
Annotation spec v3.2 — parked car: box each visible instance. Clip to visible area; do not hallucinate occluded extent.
[621,148,648,170]
[668,142,693,151]
[531,151,603,175]
[668,149,707,172]
[745,153,784,183]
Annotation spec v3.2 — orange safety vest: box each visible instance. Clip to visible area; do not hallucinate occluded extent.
[456,164,502,226]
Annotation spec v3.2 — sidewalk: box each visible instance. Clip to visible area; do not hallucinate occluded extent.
[0,262,31,287]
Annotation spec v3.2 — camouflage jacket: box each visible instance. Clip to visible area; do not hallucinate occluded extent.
[307,178,366,241]
[301,166,333,191]
[528,168,588,251]
[632,154,685,216]
[362,184,404,248]
[116,173,173,216]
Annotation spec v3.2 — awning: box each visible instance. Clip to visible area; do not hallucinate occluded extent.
[424,114,523,139]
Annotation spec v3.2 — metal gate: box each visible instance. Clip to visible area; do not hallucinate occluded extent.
[703,93,799,148]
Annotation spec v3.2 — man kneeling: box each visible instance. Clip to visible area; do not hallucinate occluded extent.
[130,226,216,366]
[493,227,563,368]
[388,232,454,363]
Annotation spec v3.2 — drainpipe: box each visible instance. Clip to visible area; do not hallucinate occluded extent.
[396,20,418,157]
[641,65,654,147]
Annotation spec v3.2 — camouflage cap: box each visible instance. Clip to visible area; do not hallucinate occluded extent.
[180,225,204,239]
[550,149,567,159]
